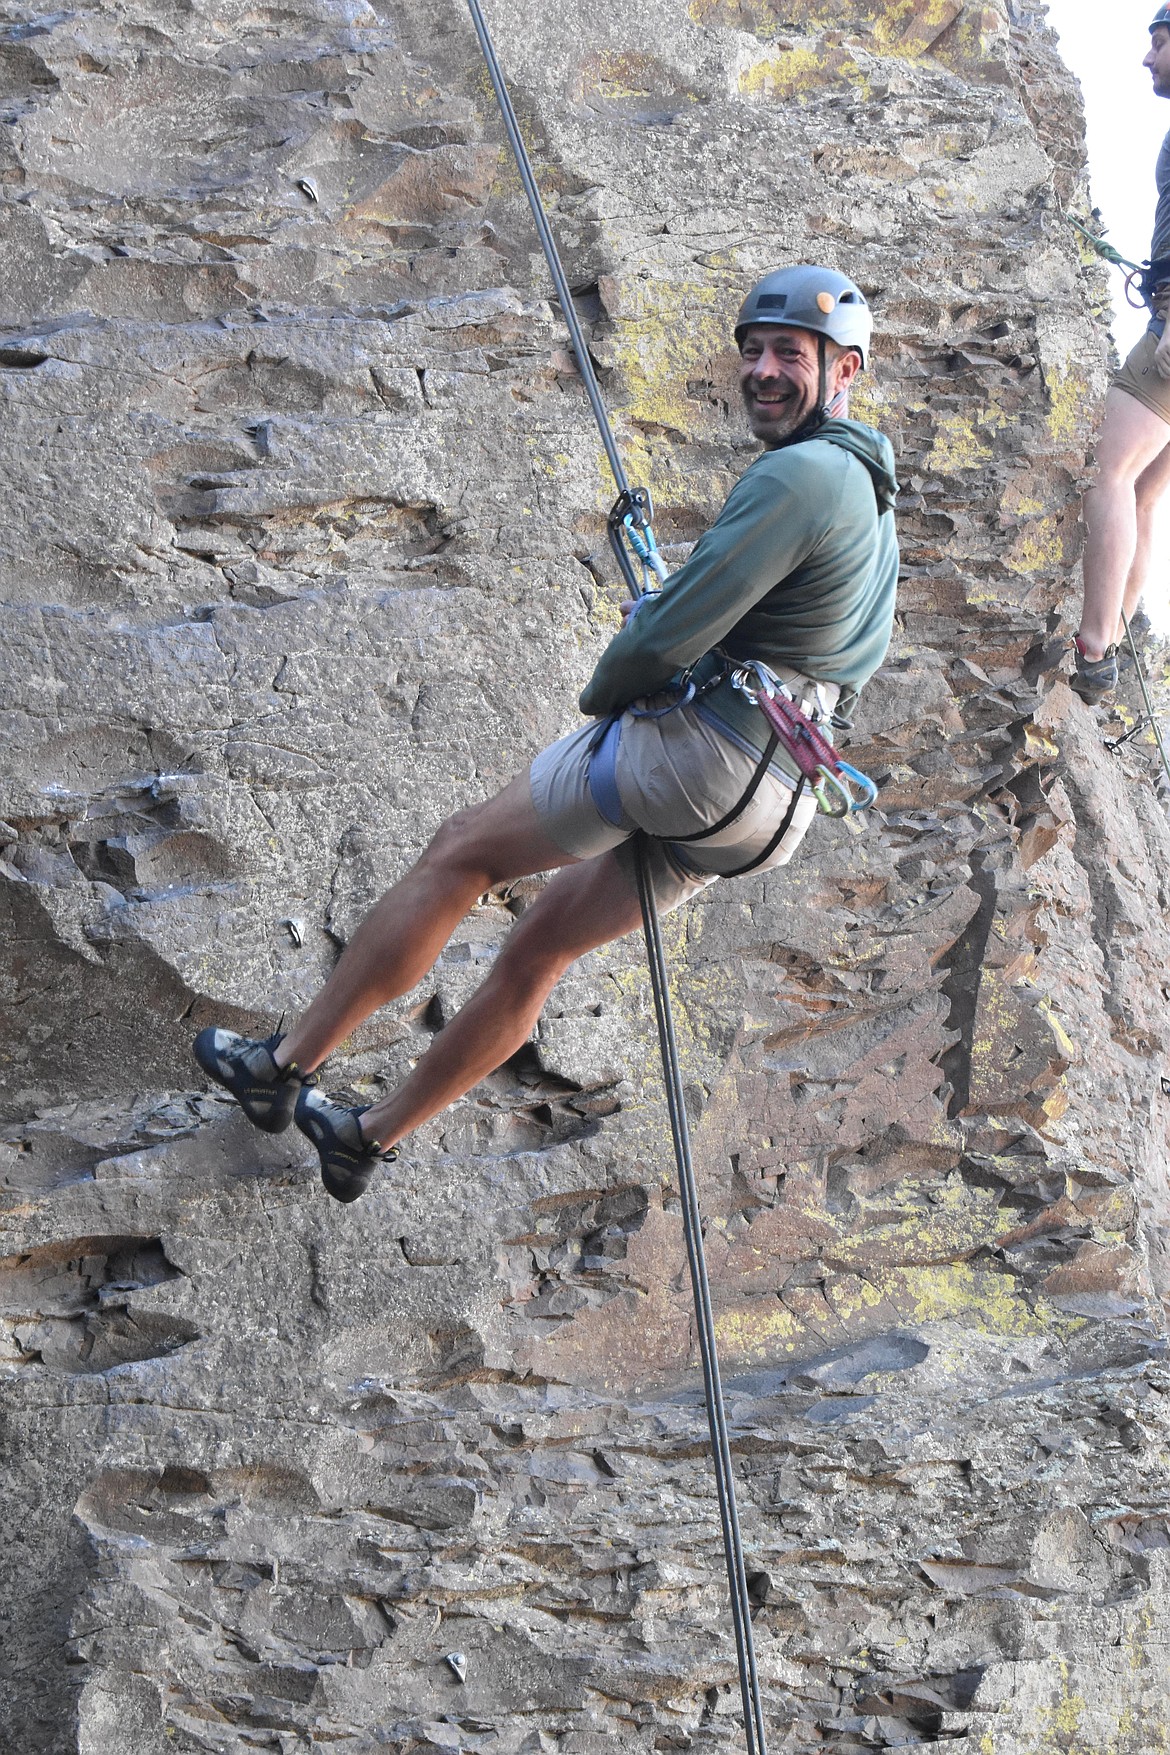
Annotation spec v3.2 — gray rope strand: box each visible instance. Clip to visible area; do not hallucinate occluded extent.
[1122,611,1170,791]
[634,851,770,1755]
[464,0,631,500]
[464,1,769,1746]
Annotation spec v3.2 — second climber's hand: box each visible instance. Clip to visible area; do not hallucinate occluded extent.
[619,598,636,625]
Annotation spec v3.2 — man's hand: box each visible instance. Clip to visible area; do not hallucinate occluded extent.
[617,588,660,627]
[1153,286,1170,379]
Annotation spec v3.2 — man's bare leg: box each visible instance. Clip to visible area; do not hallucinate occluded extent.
[1122,436,1170,627]
[358,848,645,1148]
[275,774,579,1075]
[1079,388,1170,659]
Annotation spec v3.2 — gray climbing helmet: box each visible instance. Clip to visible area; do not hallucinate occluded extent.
[734,266,872,368]
[1152,3,1170,30]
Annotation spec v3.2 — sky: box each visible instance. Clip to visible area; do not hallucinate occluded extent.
[1043,0,1169,354]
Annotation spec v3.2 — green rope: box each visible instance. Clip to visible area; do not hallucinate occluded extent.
[1065,212,1143,275]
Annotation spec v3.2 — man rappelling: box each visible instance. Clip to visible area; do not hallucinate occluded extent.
[1073,4,1170,702]
[193,266,899,1203]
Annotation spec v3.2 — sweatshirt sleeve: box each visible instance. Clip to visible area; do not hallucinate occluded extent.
[578,451,835,718]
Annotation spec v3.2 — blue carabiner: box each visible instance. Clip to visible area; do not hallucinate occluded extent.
[623,511,670,583]
[812,761,878,817]
[837,760,879,811]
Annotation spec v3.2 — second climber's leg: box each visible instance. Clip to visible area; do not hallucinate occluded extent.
[1077,388,1170,687]
[1122,435,1170,629]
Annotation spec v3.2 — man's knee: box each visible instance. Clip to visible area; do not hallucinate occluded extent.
[1135,457,1170,510]
[416,773,547,888]
[420,801,493,875]
[1089,459,1142,498]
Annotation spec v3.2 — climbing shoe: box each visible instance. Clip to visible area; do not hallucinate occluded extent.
[192,1027,307,1133]
[294,1086,398,1204]
[1127,607,1154,649]
[1071,638,1118,705]
[1120,608,1163,671]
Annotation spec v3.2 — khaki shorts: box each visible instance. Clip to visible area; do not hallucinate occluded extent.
[1113,328,1170,423]
[529,695,820,913]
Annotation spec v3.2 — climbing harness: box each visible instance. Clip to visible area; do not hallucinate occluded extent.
[586,686,806,879]
[1113,611,1170,793]
[465,0,770,1745]
[586,658,874,889]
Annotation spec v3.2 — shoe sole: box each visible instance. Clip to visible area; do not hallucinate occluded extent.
[192,1028,298,1134]
[321,1161,377,1204]
[294,1098,381,1203]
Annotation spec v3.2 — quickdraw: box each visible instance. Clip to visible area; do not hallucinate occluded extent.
[731,660,879,817]
[608,485,670,591]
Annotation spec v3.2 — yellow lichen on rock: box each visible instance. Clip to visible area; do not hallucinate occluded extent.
[593,271,734,508]
[738,46,868,103]
[896,1261,1057,1336]
[926,409,993,472]
[872,0,963,58]
[1004,515,1061,577]
[1044,364,1091,448]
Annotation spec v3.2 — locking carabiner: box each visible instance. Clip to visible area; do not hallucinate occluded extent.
[812,765,853,817]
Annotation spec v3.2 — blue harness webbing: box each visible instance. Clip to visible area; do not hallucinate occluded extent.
[588,715,625,827]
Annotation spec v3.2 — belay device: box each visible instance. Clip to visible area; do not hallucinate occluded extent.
[464,2,875,1744]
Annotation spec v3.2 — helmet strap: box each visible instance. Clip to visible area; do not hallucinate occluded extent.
[774,333,848,450]
[785,336,830,446]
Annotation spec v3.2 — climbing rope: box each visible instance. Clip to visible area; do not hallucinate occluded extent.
[464,1,769,1747]
[1121,611,1170,792]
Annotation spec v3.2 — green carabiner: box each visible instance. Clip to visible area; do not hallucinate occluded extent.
[812,765,852,817]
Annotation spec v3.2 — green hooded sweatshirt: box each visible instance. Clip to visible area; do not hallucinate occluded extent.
[578,419,899,769]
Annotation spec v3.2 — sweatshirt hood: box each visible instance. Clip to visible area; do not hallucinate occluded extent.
[801,418,899,515]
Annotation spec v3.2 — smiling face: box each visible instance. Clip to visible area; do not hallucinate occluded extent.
[737,324,860,447]
[1145,23,1170,96]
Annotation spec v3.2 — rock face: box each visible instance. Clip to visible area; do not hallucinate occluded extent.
[3,0,1170,1748]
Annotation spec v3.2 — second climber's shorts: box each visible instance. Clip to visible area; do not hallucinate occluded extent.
[1113,327,1170,425]
[529,692,821,914]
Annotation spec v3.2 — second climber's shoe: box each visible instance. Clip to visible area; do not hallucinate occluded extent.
[1071,638,1118,705]
[1120,608,1160,670]
[294,1086,398,1204]
[1127,607,1154,648]
[192,1027,306,1133]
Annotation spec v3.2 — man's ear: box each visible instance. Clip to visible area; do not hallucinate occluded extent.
[832,348,862,394]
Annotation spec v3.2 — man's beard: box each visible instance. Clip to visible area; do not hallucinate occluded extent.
[741,383,818,445]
